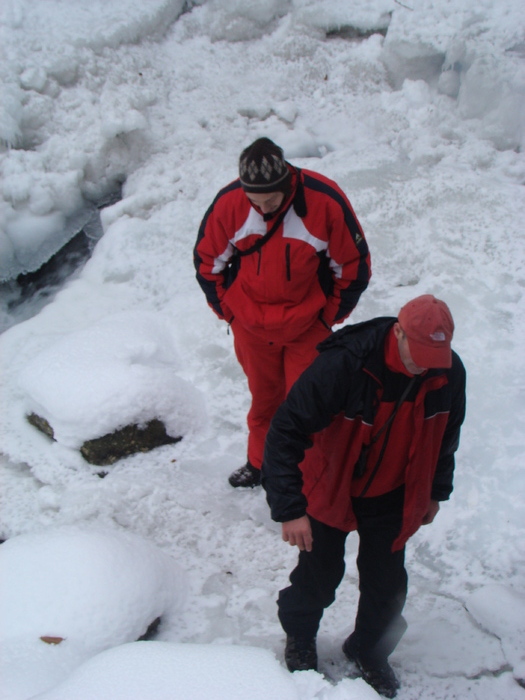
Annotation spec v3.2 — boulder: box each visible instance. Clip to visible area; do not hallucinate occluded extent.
[26,413,181,466]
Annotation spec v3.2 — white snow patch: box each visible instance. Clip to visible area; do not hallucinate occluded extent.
[0,527,187,700]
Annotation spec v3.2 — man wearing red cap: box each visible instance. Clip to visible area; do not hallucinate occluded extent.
[261,295,466,698]
[194,138,371,487]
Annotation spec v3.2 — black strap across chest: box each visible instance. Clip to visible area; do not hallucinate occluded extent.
[236,203,290,257]
[357,375,418,498]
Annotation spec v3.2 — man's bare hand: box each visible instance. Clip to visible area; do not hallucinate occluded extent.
[282,516,313,552]
[421,499,440,525]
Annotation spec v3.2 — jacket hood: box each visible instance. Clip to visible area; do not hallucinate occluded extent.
[317,317,396,360]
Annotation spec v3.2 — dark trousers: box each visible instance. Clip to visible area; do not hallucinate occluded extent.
[277,486,407,665]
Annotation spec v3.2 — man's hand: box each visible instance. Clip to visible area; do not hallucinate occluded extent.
[282,516,313,552]
[421,499,440,525]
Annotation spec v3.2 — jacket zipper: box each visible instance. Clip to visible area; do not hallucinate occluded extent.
[257,249,262,275]
[285,244,291,281]
[357,375,418,497]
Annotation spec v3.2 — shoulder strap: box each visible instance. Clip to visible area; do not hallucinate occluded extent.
[357,375,418,497]
[371,375,417,445]
[236,204,289,258]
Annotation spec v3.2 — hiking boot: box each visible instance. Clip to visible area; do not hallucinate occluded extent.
[284,636,318,672]
[228,462,261,488]
[343,637,400,698]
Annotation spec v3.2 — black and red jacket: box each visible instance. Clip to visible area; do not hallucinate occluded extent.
[262,318,467,550]
[194,166,371,340]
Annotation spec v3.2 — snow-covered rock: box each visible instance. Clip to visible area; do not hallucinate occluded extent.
[0,527,187,700]
[18,310,206,452]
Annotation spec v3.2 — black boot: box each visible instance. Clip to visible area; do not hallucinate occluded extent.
[284,636,318,672]
[343,636,400,698]
[228,462,261,488]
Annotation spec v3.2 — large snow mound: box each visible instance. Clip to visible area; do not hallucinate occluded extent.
[17,309,206,448]
[30,641,300,700]
[0,527,187,700]
[29,639,381,700]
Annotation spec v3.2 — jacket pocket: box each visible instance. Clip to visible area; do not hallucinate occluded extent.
[223,250,240,289]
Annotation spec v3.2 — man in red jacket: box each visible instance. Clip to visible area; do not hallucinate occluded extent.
[261,295,466,698]
[194,138,371,487]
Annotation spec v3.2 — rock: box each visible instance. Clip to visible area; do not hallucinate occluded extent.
[26,413,182,466]
[27,413,55,439]
[137,616,161,641]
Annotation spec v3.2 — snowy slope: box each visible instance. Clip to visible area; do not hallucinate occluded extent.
[0,1,524,698]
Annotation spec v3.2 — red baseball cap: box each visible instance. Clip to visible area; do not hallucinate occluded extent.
[398,295,454,369]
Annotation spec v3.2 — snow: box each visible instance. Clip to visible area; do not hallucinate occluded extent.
[17,309,206,448]
[0,528,186,700]
[466,584,525,683]
[0,0,524,699]
[30,642,300,700]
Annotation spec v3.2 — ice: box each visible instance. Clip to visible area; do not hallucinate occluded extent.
[1,0,519,283]
[0,82,23,146]
[466,584,525,683]
[382,0,525,150]
[457,53,525,150]
[0,0,187,281]
[292,0,394,34]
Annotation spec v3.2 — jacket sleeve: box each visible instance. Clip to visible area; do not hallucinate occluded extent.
[261,348,351,522]
[193,184,239,321]
[307,176,371,327]
[431,352,467,501]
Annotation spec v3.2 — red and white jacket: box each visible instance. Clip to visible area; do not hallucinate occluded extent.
[194,166,371,340]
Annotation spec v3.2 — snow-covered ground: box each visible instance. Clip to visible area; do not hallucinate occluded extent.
[0,1,524,698]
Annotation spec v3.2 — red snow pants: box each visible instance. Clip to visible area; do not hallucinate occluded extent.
[232,318,331,469]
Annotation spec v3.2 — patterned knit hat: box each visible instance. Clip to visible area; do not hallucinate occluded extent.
[239,138,291,193]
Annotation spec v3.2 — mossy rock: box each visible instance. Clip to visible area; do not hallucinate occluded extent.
[80,420,182,465]
[26,413,181,466]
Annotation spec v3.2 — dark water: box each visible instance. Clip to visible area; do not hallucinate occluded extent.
[0,189,122,333]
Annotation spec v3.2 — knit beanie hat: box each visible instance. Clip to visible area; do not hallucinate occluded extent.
[239,138,291,193]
